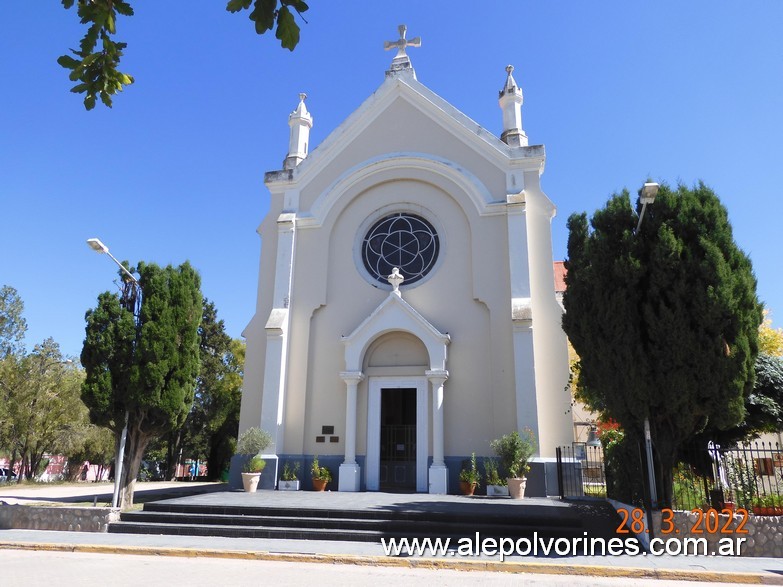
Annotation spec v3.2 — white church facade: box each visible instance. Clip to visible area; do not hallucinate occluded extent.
[234,27,572,494]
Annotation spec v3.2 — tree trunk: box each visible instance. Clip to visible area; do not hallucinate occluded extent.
[29,448,46,481]
[9,449,19,483]
[206,428,233,481]
[165,430,183,481]
[117,418,155,509]
[21,454,30,480]
[654,434,678,510]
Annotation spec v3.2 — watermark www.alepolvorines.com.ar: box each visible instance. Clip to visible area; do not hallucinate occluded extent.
[381,532,747,561]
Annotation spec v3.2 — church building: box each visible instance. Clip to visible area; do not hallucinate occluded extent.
[235,26,572,494]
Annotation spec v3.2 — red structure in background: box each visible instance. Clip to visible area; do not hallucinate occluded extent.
[0,455,109,482]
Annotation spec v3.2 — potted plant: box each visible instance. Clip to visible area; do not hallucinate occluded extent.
[242,455,266,492]
[491,429,536,499]
[752,494,783,516]
[235,426,272,493]
[311,455,332,491]
[770,494,783,516]
[716,487,735,513]
[459,453,481,496]
[751,496,767,516]
[279,461,300,491]
[483,457,509,497]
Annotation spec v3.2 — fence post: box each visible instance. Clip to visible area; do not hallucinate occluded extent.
[556,446,565,499]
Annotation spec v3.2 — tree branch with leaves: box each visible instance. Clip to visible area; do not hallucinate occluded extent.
[59,0,309,110]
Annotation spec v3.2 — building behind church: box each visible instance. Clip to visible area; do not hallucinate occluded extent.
[233,26,573,494]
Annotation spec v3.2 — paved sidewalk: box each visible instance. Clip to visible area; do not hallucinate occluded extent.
[1,485,782,583]
[1,528,782,584]
[0,481,220,505]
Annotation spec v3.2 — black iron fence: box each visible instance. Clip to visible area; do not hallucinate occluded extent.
[672,441,783,512]
[556,439,783,513]
[556,443,607,499]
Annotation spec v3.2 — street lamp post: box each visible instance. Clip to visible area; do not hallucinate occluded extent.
[636,182,659,234]
[633,183,660,517]
[86,237,138,509]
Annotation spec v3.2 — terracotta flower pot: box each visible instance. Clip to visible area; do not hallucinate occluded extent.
[507,477,527,499]
[753,506,774,516]
[459,481,477,496]
[312,478,328,491]
[241,472,261,493]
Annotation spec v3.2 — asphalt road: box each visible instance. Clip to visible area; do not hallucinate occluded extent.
[0,549,751,587]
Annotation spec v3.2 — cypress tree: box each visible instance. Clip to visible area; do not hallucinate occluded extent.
[563,181,762,507]
[82,261,201,507]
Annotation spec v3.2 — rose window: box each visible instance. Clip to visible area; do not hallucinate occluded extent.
[361,213,439,286]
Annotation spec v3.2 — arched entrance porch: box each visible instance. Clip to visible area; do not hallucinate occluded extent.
[338,283,450,493]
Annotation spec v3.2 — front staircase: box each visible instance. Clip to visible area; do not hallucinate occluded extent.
[108,492,625,547]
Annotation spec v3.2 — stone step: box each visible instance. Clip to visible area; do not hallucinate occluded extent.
[107,493,623,547]
[108,518,586,543]
[139,501,581,528]
[116,509,578,539]
[109,499,591,544]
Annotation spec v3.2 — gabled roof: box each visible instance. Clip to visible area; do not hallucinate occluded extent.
[265,69,545,189]
[341,290,450,372]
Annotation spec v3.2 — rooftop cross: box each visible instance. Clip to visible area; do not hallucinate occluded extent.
[384,24,421,59]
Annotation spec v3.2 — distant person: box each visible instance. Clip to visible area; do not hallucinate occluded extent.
[189,462,197,481]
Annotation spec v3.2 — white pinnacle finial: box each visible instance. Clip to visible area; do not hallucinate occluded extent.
[498,64,527,147]
[502,65,519,95]
[292,92,309,117]
[387,267,404,294]
[284,91,313,170]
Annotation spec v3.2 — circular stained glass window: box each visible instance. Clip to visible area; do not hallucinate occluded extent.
[362,213,440,286]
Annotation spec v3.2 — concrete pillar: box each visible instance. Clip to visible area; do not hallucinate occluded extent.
[338,371,364,492]
[426,369,448,494]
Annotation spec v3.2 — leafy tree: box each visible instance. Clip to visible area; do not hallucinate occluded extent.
[563,181,762,507]
[759,310,783,357]
[82,261,202,507]
[59,0,309,110]
[205,337,244,479]
[742,354,783,435]
[601,428,645,506]
[0,285,27,358]
[190,302,243,481]
[160,301,243,481]
[1,288,30,469]
[0,339,85,479]
[65,423,115,482]
[701,352,783,446]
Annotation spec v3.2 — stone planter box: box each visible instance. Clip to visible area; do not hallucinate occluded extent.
[486,484,509,497]
[278,480,300,491]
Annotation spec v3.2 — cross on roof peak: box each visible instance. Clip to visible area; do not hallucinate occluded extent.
[383,24,420,76]
[384,25,421,59]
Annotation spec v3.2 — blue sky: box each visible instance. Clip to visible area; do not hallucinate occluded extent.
[1,2,781,359]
